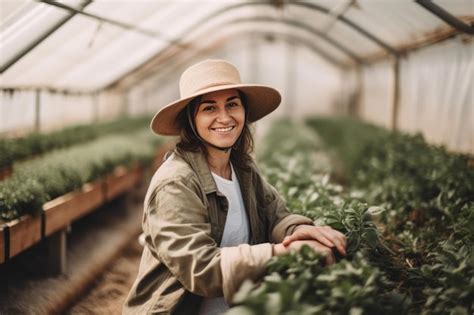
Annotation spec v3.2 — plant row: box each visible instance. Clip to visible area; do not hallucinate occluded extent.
[0,115,152,169]
[306,117,474,314]
[0,128,161,221]
[228,120,409,315]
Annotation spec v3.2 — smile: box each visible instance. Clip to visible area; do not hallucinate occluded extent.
[211,126,235,133]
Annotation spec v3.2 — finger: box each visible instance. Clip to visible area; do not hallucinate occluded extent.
[325,250,336,265]
[322,226,346,245]
[319,228,347,256]
[308,242,335,266]
[282,236,292,246]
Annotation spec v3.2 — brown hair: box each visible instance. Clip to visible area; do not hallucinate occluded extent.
[176,90,254,169]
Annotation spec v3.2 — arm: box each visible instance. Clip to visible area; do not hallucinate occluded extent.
[144,179,222,297]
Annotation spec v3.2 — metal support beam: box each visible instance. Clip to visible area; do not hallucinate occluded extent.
[321,0,356,34]
[391,58,400,131]
[146,30,347,97]
[170,1,398,57]
[39,0,179,43]
[112,17,353,92]
[93,92,99,123]
[229,16,362,64]
[128,26,351,94]
[350,66,363,118]
[110,1,393,90]
[0,1,93,73]
[34,89,41,132]
[285,42,297,119]
[294,1,399,56]
[416,0,474,35]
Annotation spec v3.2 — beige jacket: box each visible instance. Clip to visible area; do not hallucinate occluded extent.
[123,148,313,314]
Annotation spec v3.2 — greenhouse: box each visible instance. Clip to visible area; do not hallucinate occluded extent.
[0,0,473,314]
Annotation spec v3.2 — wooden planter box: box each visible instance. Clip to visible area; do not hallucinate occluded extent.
[0,165,13,181]
[0,161,150,264]
[43,181,104,237]
[104,164,142,201]
[0,224,6,263]
[1,215,42,261]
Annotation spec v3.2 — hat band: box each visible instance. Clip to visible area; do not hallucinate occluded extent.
[186,81,239,96]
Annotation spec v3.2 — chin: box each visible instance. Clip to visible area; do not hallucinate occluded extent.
[208,139,236,149]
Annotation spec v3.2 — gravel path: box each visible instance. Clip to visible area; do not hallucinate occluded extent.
[66,236,143,314]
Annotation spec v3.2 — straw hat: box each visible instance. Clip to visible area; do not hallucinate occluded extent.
[151,59,281,136]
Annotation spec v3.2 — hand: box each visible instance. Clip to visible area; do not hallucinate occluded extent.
[282,225,347,257]
[273,240,336,265]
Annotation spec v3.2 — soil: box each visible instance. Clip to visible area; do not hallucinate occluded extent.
[66,237,143,314]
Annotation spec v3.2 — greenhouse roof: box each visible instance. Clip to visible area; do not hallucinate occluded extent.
[1,0,473,92]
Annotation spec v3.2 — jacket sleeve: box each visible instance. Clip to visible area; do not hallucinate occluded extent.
[256,167,314,243]
[143,178,272,299]
[144,179,223,297]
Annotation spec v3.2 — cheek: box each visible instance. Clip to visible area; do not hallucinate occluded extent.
[194,114,211,134]
[235,109,246,125]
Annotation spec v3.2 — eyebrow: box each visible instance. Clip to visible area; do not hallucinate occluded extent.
[199,95,240,105]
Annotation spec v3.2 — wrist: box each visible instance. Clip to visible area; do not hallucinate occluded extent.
[272,243,286,256]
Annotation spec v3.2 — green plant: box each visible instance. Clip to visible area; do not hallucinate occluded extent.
[0,128,161,220]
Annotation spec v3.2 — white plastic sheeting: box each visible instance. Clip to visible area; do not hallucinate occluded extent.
[1,0,473,153]
[397,38,473,154]
[354,37,473,154]
[0,90,37,135]
[1,0,472,90]
[358,59,394,129]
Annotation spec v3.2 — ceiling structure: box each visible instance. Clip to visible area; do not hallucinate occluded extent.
[0,0,472,92]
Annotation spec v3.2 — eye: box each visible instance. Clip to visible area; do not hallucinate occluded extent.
[227,102,239,108]
[202,105,215,112]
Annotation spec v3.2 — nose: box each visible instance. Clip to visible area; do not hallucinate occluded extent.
[216,107,232,123]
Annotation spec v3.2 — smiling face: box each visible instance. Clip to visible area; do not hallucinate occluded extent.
[194,88,245,151]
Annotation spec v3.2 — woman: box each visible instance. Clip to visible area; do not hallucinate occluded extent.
[123,59,346,314]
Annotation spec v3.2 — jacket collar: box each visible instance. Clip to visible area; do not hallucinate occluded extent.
[176,148,252,195]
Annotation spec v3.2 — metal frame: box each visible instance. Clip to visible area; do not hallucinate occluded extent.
[416,0,474,35]
[224,17,362,63]
[142,30,349,101]
[39,0,176,42]
[33,0,391,75]
[0,0,93,73]
[112,16,359,91]
[171,1,398,56]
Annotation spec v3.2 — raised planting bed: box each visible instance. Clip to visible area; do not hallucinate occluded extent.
[104,164,142,202]
[0,214,42,264]
[43,181,104,237]
[0,164,145,264]
[0,225,4,263]
[0,165,13,181]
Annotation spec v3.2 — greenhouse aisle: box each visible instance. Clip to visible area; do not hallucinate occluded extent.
[0,187,145,314]
[66,235,142,314]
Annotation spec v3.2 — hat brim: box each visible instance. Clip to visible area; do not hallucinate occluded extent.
[151,84,281,136]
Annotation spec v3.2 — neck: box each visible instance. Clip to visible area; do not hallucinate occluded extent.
[206,145,232,180]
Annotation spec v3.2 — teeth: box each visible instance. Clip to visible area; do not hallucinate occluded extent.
[213,126,233,132]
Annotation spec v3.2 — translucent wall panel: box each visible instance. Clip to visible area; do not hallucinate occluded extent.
[97,90,125,121]
[292,42,343,118]
[397,38,473,154]
[359,60,394,129]
[0,90,36,135]
[39,91,95,131]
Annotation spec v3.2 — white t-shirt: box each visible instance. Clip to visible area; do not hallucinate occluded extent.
[198,163,250,315]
